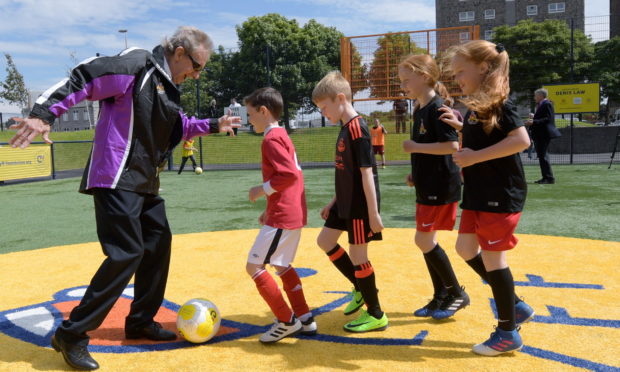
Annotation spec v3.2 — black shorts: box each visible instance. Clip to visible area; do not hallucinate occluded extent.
[324,204,382,245]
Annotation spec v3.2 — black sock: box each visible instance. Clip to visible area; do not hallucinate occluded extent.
[354,262,383,319]
[424,244,461,296]
[326,244,358,291]
[487,267,516,331]
[467,253,521,304]
[423,253,447,298]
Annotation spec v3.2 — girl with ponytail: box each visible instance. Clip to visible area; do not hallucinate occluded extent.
[442,40,534,356]
[398,54,470,321]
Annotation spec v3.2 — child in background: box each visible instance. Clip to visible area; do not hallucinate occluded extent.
[244,87,316,343]
[177,139,197,174]
[370,118,388,169]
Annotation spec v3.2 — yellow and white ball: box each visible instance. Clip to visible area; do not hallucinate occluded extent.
[176,298,221,343]
[194,167,203,175]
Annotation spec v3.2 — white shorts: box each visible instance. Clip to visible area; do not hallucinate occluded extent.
[247,225,302,267]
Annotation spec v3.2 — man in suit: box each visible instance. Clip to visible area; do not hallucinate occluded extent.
[526,88,561,184]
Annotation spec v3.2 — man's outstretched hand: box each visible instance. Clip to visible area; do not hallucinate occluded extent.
[218,114,242,136]
[8,117,53,149]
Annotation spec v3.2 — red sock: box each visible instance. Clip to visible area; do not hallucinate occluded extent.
[278,266,310,319]
[252,270,293,323]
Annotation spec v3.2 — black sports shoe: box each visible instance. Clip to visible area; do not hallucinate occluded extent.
[431,288,470,320]
[413,295,446,317]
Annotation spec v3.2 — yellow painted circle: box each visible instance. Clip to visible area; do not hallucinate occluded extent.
[1,228,618,371]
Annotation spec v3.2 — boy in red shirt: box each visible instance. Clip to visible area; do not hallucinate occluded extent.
[245,87,316,343]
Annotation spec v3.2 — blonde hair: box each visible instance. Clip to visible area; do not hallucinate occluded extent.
[312,71,352,103]
[445,40,510,134]
[399,54,453,108]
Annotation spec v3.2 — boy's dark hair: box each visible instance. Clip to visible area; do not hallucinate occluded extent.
[243,87,283,119]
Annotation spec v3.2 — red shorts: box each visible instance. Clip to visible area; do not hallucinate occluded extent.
[372,145,384,154]
[415,202,458,232]
[458,209,521,251]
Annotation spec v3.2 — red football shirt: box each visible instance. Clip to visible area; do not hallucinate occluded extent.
[261,126,307,229]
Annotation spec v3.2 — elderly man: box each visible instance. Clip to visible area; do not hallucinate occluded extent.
[526,88,561,184]
[9,26,240,370]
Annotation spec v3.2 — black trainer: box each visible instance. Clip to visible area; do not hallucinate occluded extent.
[413,295,446,317]
[431,288,470,320]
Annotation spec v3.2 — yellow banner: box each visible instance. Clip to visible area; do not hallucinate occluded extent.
[543,83,600,114]
[0,145,51,181]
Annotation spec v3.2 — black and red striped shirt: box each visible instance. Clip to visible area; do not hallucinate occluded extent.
[334,116,380,219]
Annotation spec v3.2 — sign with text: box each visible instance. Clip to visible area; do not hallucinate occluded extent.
[543,83,600,114]
[0,145,51,181]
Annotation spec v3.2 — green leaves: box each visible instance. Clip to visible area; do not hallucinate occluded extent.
[0,53,29,108]
[492,19,594,108]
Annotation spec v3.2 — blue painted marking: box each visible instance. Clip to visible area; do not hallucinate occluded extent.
[295,267,318,278]
[489,299,620,329]
[521,346,620,372]
[483,274,604,289]
[297,330,427,346]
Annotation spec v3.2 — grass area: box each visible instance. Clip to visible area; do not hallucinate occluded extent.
[1,164,618,255]
[1,126,414,171]
[0,117,603,172]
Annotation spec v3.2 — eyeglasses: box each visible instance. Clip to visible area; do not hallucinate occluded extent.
[186,52,203,72]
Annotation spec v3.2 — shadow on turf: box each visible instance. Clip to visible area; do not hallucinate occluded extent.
[217,312,487,370]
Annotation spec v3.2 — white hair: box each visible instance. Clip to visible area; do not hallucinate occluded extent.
[535,88,548,98]
[161,26,213,55]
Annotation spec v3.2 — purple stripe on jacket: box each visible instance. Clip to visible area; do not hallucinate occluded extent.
[48,74,136,117]
[79,76,136,190]
[181,113,217,140]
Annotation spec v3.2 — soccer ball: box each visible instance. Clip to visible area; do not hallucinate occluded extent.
[194,167,203,175]
[176,298,221,343]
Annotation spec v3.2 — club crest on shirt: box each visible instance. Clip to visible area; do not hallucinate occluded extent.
[419,119,427,135]
[156,83,165,94]
[337,138,345,153]
[468,112,479,125]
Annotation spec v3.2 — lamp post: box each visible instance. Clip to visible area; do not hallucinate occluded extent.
[118,29,128,49]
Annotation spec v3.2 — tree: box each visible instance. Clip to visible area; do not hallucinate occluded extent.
[591,37,620,123]
[234,14,346,129]
[367,33,426,100]
[0,53,29,108]
[492,19,594,108]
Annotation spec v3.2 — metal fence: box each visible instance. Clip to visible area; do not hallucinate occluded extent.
[338,16,619,166]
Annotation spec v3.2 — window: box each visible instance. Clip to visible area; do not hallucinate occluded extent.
[62,113,69,121]
[72,110,78,121]
[459,11,475,22]
[484,9,495,20]
[459,32,470,42]
[527,5,538,16]
[548,2,565,13]
[83,109,89,120]
[485,30,494,40]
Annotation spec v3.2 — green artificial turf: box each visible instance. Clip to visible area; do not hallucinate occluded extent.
[1,164,618,255]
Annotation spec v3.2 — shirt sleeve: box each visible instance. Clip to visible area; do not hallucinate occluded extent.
[354,126,375,168]
[499,101,523,133]
[262,137,299,192]
[432,106,459,142]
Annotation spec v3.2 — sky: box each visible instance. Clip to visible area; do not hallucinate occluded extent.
[0,0,611,113]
